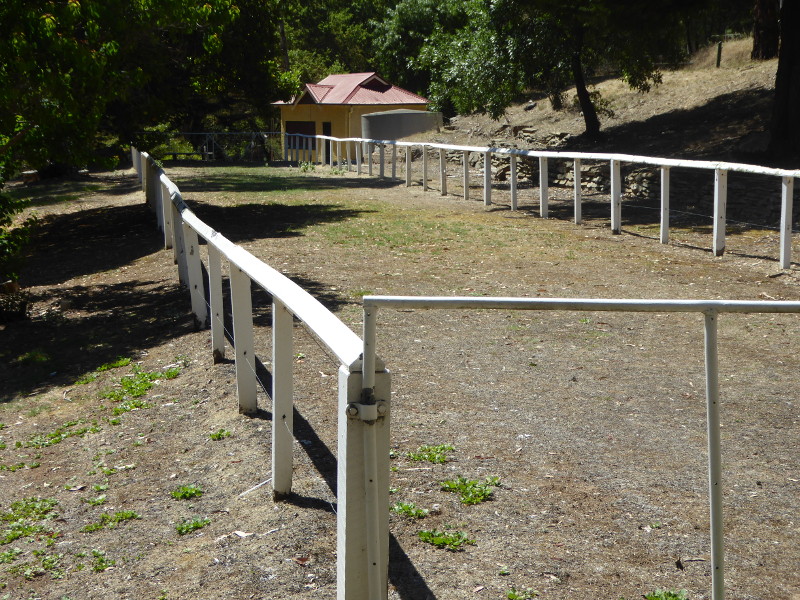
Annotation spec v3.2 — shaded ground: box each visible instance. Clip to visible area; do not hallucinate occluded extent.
[1,161,798,600]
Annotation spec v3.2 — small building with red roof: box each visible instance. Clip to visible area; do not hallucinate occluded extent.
[273,72,428,161]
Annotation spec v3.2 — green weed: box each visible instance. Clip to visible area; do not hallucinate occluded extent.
[406,444,454,464]
[80,510,140,533]
[0,497,58,545]
[643,590,688,600]
[23,420,101,449]
[417,528,475,551]
[175,517,210,535]
[507,587,538,599]
[171,485,203,500]
[0,547,22,563]
[90,549,115,572]
[440,476,501,505]
[82,495,107,507]
[96,357,131,371]
[391,502,428,519]
[102,365,180,402]
[209,429,231,441]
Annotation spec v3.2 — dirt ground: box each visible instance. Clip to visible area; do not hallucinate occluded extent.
[1,41,799,600]
[1,156,799,600]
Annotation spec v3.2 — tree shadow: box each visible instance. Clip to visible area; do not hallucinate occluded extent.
[0,279,194,398]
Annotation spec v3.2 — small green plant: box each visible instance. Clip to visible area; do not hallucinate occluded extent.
[90,549,115,572]
[74,373,98,385]
[92,482,109,492]
[175,517,210,535]
[102,365,179,402]
[643,590,688,600]
[391,502,428,519]
[0,547,22,563]
[298,161,316,172]
[111,397,151,416]
[23,420,101,449]
[209,429,231,441]
[440,476,501,505]
[81,510,140,533]
[498,565,510,576]
[96,357,131,372]
[406,444,454,464]
[82,495,107,507]
[418,528,474,551]
[507,586,538,599]
[171,485,203,500]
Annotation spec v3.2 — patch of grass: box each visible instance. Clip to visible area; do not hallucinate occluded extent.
[102,365,180,402]
[14,350,50,364]
[209,429,231,441]
[96,357,132,372]
[82,495,107,507]
[417,528,475,551]
[440,476,501,505]
[0,497,59,545]
[0,547,23,563]
[111,397,151,416]
[406,444,454,464]
[175,517,210,535]
[90,549,115,572]
[80,510,140,533]
[391,502,428,519]
[171,485,203,500]
[507,586,538,599]
[23,419,101,449]
[74,373,98,385]
[643,590,688,600]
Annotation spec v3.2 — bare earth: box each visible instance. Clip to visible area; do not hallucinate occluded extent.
[1,45,799,600]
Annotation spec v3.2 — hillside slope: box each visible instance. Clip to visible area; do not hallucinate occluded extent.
[433,38,782,165]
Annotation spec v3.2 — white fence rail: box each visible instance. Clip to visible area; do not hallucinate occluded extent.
[361,295,800,600]
[283,132,799,269]
[132,147,390,600]
[132,145,800,600]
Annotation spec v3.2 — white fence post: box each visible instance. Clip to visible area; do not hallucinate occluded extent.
[660,167,671,244]
[439,148,447,196]
[337,141,342,168]
[422,146,428,191]
[368,143,373,176]
[140,152,149,193]
[182,222,209,329]
[713,169,728,256]
[320,136,326,166]
[356,142,362,175]
[391,144,397,179]
[611,159,622,234]
[347,141,352,171]
[405,146,412,187]
[484,152,492,206]
[229,265,258,415]
[283,134,288,162]
[574,159,582,224]
[337,366,390,600]
[780,176,794,269]
[463,151,470,201]
[172,200,188,286]
[208,245,225,363]
[378,145,385,178]
[703,310,725,600]
[510,155,518,211]
[272,298,294,499]
[539,157,549,218]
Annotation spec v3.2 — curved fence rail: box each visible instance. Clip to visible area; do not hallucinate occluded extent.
[132,147,390,600]
[284,132,799,268]
[132,145,799,600]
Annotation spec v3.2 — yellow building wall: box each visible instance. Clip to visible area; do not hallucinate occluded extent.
[279,103,428,162]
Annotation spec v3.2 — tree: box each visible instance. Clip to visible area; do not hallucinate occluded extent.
[752,0,780,60]
[769,0,800,157]
[398,0,694,137]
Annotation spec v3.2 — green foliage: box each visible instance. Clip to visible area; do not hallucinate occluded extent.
[176,517,211,535]
[102,365,179,402]
[96,357,132,372]
[0,497,58,545]
[643,590,688,600]
[391,502,429,519]
[81,510,140,533]
[209,429,231,441]
[23,420,102,449]
[417,528,475,551]
[507,587,538,599]
[171,485,204,500]
[406,444,454,464]
[440,476,501,505]
[90,549,115,572]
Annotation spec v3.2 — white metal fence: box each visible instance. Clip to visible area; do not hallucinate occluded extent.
[284,132,800,269]
[361,295,800,600]
[132,146,800,600]
[133,147,390,600]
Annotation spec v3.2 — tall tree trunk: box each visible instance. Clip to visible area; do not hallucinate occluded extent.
[769,1,800,157]
[571,51,600,138]
[751,0,780,60]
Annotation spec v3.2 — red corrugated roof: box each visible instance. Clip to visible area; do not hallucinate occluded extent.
[274,72,428,106]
